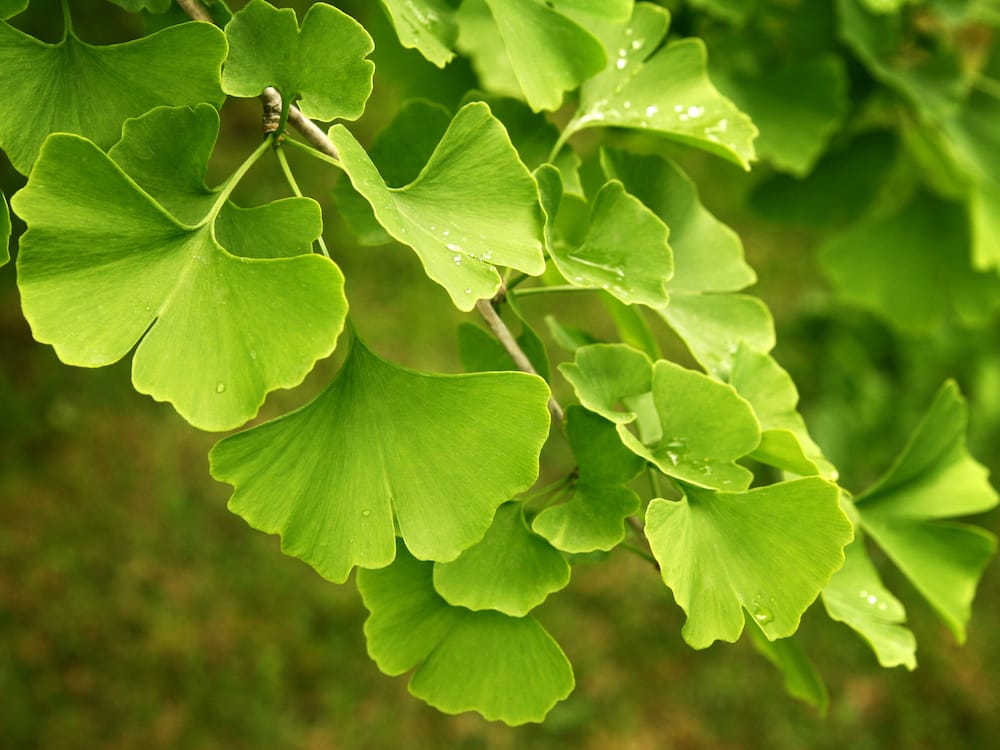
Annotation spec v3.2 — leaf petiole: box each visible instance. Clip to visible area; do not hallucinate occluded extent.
[512,285,595,298]
[274,145,331,258]
[202,135,273,225]
[283,136,343,170]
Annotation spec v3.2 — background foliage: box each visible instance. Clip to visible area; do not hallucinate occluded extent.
[2,0,1000,746]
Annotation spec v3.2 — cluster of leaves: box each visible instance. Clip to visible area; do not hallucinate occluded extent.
[1,0,997,725]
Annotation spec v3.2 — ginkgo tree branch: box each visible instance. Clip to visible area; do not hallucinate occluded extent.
[175,0,562,416]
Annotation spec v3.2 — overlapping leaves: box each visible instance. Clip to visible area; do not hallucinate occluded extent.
[359,548,574,724]
[222,0,374,122]
[378,0,459,68]
[0,16,225,174]
[210,334,551,583]
[13,105,346,431]
[330,102,546,310]
[566,2,758,169]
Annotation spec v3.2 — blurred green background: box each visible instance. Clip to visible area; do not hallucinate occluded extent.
[2,1,999,748]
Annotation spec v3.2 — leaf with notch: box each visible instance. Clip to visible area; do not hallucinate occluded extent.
[210,335,551,583]
[378,0,459,68]
[646,477,852,648]
[330,102,546,310]
[0,18,225,174]
[358,547,574,725]
[222,0,374,121]
[13,130,345,431]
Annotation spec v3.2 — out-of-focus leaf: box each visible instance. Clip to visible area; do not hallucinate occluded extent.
[378,0,459,67]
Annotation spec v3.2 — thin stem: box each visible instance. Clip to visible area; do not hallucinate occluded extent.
[506,272,530,291]
[625,516,659,569]
[512,284,594,298]
[520,473,574,504]
[274,146,331,258]
[287,106,340,160]
[620,542,658,567]
[647,466,663,499]
[475,299,565,425]
[284,136,343,170]
[175,0,213,22]
[60,0,73,38]
[548,121,578,164]
[201,136,273,225]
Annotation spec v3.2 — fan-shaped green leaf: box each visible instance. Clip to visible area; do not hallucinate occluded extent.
[330,102,546,310]
[711,56,848,176]
[618,360,761,491]
[821,190,1000,331]
[822,530,917,669]
[222,0,374,121]
[0,19,225,174]
[646,478,853,648]
[568,3,758,169]
[359,548,574,724]
[378,0,458,67]
[548,179,673,307]
[13,133,345,431]
[729,345,835,478]
[433,502,570,615]
[0,190,9,267]
[532,407,643,553]
[559,343,653,425]
[600,149,755,292]
[456,0,609,111]
[210,335,551,583]
[853,381,999,642]
[656,294,775,378]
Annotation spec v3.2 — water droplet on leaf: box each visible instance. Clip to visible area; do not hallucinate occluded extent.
[362,509,371,518]
[216,382,226,393]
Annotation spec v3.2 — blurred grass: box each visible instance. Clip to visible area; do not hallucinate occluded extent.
[2,1,1000,747]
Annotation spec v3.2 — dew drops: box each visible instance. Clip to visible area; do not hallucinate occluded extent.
[687,105,705,118]
[631,39,643,50]
[674,104,685,113]
[753,605,774,625]
[249,350,258,360]
[361,509,371,518]
[453,255,462,265]
[464,288,472,295]
[216,382,226,393]
[623,100,632,109]
[646,105,659,117]
[616,58,627,70]
[446,242,460,252]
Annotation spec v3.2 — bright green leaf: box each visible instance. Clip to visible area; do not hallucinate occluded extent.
[332,99,453,247]
[821,190,1000,331]
[747,624,830,713]
[544,315,602,352]
[618,360,761,491]
[711,56,848,176]
[646,478,853,648]
[548,179,674,307]
[378,0,458,67]
[433,502,570,616]
[0,19,225,174]
[454,0,523,100]
[566,405,646,485]
[210,335,551,583]
[358,547,575,724]
[13,133,346,431]
[853,381,999,642]
[222,0,374,121]
[457,0,609,111]
[656,293,775,379]
[330,102,546,310]
[569,3,758,169]
[559,343,653,425]
[0,190,9,267]
[601,149,755,293]
[729,346,835,478]
[822,530,917,669]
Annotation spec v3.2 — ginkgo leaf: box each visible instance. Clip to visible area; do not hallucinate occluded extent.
[559,343,653,425]
[0,0,27,19]
[210,334,551,583]
[657,294,775,379]
[617,360,761,491]
[532,407,643,553]
[332,99,453,247]
[378,0,458,67]
[646,477,853,648]
[330,102,546,310]
[729,345,835,479]
[13,133,346,431]
[433,502,570,616]
[852,381,999,642]
[0,190,9,267]
[358,547,574,724]
[600,148,755,293]
[0,18,225,174]
[821,190,1000,331]
[747,624,829,713]
[222,0,374,121]
[822,529,917,670]
[457,0,609,111]
[711,56,848,176]
[567,2,758,169]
